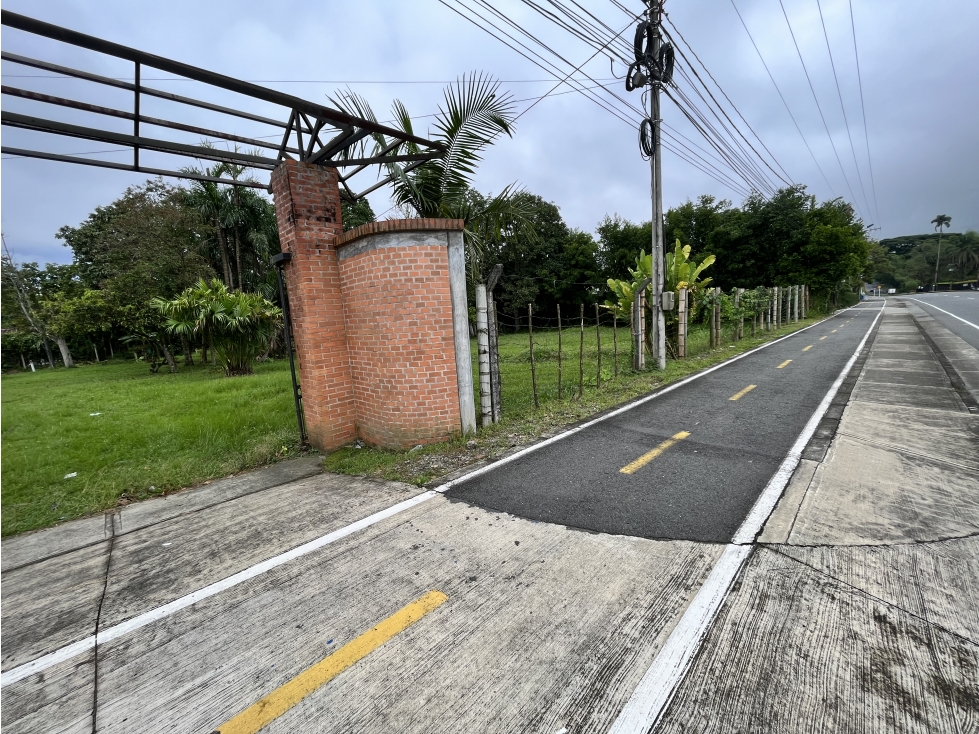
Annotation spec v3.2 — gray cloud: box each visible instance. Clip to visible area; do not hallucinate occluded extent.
[2,0,976,266]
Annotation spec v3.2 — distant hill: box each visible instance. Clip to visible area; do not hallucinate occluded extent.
[878,232,966,256]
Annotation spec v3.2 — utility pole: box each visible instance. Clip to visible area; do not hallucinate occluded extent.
[629,1,672,370]
[649,1,666,370]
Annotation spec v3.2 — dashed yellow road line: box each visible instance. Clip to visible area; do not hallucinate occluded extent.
[820,336,827,340]
[831,329,838,333]
[729,385,757,401]
[621,431,690,475]
[777,360,792,369]
[802,345,813,352]
[214,590,449,734]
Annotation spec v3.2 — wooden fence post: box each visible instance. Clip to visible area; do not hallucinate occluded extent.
[529,303,539,409]
[595,304,602,389]
[556,304,563,400]
[801,285,807,320]
[794,285,800,323]
[678,287,687,358]
[613,313,618,378]
[579,303,585,398]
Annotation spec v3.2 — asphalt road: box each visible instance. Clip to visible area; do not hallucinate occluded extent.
[448,304,883,543]
[901,291,979,350]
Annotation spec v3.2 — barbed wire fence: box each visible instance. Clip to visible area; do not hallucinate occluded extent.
[477,284,810,418]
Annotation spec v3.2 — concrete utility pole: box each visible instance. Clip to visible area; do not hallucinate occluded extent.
[649,1,666,370]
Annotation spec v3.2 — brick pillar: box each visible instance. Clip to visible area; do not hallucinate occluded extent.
[270,160,356,451]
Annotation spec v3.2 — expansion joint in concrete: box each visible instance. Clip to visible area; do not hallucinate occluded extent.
[907,308,979,413]
[760,544,979,649]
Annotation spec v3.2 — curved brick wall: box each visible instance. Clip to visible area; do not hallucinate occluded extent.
[271,159,474,451]
[337,222,469,447]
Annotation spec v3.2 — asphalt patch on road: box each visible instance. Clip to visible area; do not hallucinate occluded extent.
[448,308,882,543]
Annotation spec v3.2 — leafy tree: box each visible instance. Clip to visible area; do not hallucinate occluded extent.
[59,180,213,296]
[154,279,282,376]
[664,195,732,256]
[1,255,80,367]
[342,198,376,231]
[596,215,651,284]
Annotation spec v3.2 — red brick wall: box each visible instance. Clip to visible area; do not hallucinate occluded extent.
[338,235,462,448]
[270,161,356,450]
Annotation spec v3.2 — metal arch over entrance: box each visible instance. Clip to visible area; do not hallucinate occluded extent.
[0,10,445,196]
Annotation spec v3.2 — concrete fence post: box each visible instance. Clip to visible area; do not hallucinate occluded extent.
[678,287,687,358]
[595,303,602,389]
[556,304,563,400]
[476,284,492,428]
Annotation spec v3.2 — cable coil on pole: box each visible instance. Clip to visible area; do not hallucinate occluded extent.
[639,117,655,158]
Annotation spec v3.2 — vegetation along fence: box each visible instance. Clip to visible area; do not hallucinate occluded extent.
[475,284,812,421]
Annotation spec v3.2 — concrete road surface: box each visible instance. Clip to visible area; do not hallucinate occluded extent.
[3,300,977,733]
[903,291,979,350]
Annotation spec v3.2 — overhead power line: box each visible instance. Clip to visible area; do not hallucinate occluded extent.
[728,0,838,199]
[776,0,866,220]
[847,0,882,226]
[441,0,779,197]
[814,0,873,220]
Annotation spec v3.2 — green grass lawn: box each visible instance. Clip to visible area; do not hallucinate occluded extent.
[1,359,300,536]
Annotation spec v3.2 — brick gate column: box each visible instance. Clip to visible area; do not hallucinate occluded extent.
[270,160,356,451]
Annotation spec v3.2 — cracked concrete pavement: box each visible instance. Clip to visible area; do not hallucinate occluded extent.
[2,299,977,733]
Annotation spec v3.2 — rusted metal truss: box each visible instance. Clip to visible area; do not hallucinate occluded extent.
[0,11,445,198]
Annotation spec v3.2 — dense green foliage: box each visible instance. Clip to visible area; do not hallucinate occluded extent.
[2,176,290,371]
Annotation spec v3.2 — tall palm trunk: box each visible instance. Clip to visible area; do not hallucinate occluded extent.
[214,217,234,289]
[234,229,244,292]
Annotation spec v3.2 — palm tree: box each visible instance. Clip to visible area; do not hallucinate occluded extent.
[330,74,536,281]
[951,231,979,281]
[931,214,952,289]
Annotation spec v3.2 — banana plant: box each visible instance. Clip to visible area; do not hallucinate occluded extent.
[665,239,714,294]
[604,240,715,317]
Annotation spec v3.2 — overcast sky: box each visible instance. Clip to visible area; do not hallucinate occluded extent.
[2,0,977,266]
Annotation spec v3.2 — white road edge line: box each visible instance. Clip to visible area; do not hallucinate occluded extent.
[1,306,859,689]
[0,490,438,688]
[608,304,884,734]
[907,297,979,330]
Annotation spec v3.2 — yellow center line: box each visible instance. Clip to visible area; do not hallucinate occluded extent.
[729,385,756,401]
[620,431,690,475]
[214,590,449,734]
[820,336,828,340]
[802,345,813,352]
[777,359,792,369]
[831,329,838,333]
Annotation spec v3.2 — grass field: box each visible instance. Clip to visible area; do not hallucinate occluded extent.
[2,315,820,536]
[1,359,300,536]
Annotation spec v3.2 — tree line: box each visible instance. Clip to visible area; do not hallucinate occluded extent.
[872,231,979,291]
[0,174,373,371]
[2,175,876,371]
